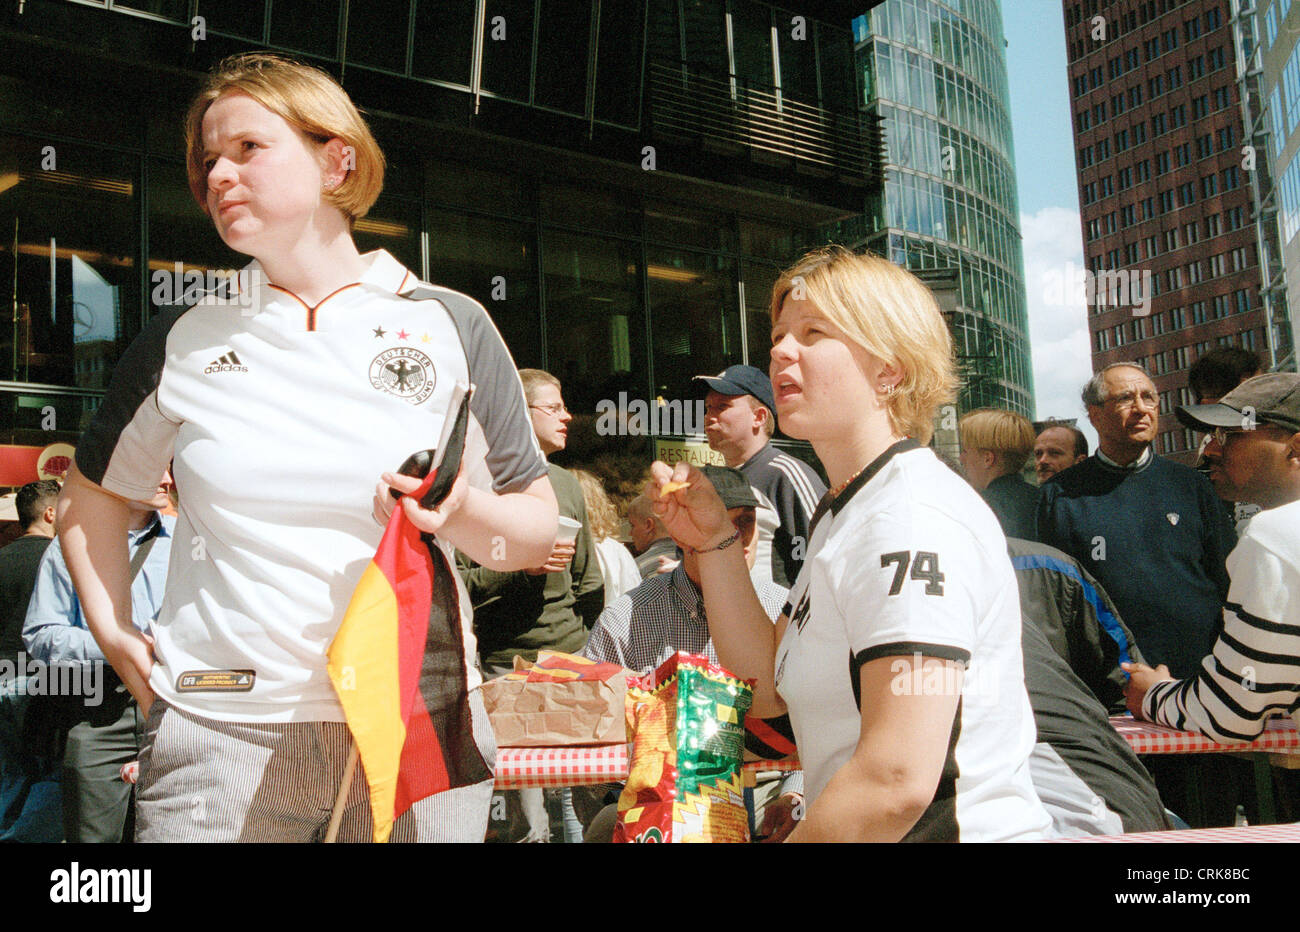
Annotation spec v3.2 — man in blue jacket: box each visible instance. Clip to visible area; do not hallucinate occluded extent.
[23,489,172,843]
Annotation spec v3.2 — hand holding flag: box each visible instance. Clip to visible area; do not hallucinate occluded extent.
[330,383,475,843]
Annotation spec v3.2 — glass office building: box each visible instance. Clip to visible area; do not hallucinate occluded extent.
[1229,0,1298,371]
[849,0,1036,417]
[0,0,884,483]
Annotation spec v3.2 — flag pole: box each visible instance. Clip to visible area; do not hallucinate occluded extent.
[325,742,360,843]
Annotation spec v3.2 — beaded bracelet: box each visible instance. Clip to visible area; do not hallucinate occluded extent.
[690,529,740,555]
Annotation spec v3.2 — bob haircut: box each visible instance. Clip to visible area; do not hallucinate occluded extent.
[959,408,1037,474]
[184,52,385,224]
[769,245,959,445]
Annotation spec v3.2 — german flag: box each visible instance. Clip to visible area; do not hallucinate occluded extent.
[327,386,484,842]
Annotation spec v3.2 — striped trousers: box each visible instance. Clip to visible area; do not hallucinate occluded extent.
[134,691,496,843]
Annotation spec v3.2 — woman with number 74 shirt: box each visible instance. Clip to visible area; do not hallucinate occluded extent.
[650,246,1052,842]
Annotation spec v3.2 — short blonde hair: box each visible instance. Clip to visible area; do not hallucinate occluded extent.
[518,368,561,404]
[184,52,385,224]
[770,246,959,445]
[959,408,1036,474]
[573,469,620,542]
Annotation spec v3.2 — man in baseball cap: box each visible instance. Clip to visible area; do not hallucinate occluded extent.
[692,365,824,588]
[1125,373,1300,750]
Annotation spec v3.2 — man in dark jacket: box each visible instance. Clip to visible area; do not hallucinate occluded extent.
[1007,537,1143,713]
[1008,537,1168,834]
[958,408,1039,540]
[0,480,61,842]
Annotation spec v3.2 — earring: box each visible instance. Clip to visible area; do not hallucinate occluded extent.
[879,384,895,395]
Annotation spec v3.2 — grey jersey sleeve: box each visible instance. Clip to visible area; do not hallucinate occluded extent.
[423,286,549,495]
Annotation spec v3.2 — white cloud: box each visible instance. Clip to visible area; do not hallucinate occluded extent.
[1020,205,1098,449]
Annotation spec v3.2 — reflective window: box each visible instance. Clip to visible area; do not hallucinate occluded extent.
[536,0,591,115]
[645,202,733,253]
[348,0,411,74]
[741,260,779,372]
[427,210,542,371]
[412,0,475,86]
[595,0,645,126]
[0,136,139,398]
[540,183,637,236]
[353,195,422,279]
[647,0,683,63]
[542,232,644,413]
[196,0,266,40]
[481,0,534,101]
[732,1,774,91]
[0,73,141,146]
[777,12,817,104]
[112,0,190,21]
[270,0,339,57]
[146,159,244,317]
[426,160,532,220]
[681,0,728,76]
[818,24,857,110]
[648,248,738,403]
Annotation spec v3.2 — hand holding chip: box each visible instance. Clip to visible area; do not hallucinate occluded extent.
[647,461,732,552]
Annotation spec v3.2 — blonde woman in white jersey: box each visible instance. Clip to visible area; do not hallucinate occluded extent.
[53,53,557,842]
[651,246,1051,842]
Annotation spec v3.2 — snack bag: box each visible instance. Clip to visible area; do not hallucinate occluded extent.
[614,652,753,843]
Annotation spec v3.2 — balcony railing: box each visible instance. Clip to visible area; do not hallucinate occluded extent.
[646,59,885,184]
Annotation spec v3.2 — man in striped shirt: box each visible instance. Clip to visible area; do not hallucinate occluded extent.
[695,365,825,587]
[1124,374,1300,742]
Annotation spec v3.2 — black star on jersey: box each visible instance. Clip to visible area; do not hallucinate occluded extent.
[372,326,386,338]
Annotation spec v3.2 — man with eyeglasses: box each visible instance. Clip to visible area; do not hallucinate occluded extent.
[1037,363,1235,681]
[458,368,603,842]
[1123,374,1300,749]
[1037,363,1239,826]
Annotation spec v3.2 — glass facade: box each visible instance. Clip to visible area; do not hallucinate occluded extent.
[0,0,880,474]
[1237,0,1300,370]
[850,0,1036,417]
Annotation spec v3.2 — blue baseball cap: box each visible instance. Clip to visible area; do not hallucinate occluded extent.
[692,365,776,417]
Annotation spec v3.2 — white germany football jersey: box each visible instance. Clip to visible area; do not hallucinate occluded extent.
[76,250,549,723]
[774,440,1051,841]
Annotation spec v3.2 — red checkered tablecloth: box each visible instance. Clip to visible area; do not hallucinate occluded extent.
[495,745,629,789]
[1051,822,1300,842]
[493,747,799,790]
[1111,715,1300,755]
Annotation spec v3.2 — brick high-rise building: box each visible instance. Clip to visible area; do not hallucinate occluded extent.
[1065,0,1282,460]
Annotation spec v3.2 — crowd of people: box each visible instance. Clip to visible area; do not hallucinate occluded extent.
[2,51,1299,843]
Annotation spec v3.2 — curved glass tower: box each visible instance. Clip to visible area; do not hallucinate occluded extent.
[853,0,1035,417]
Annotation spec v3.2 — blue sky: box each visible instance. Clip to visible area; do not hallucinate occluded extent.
[1002,0,1099,447]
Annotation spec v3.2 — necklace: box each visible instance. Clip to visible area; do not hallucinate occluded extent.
[830,437,908,498]
[830,463,869,498]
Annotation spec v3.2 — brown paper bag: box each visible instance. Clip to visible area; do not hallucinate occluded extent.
[480,650,629,747]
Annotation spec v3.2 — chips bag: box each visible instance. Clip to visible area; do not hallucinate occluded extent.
[614,652,754,843]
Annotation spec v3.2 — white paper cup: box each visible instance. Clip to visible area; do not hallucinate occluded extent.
[555,516,582,543]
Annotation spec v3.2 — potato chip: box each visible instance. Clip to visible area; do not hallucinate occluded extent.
[659,481,691,498]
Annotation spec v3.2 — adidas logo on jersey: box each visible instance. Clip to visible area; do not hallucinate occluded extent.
[204,351,248,374]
